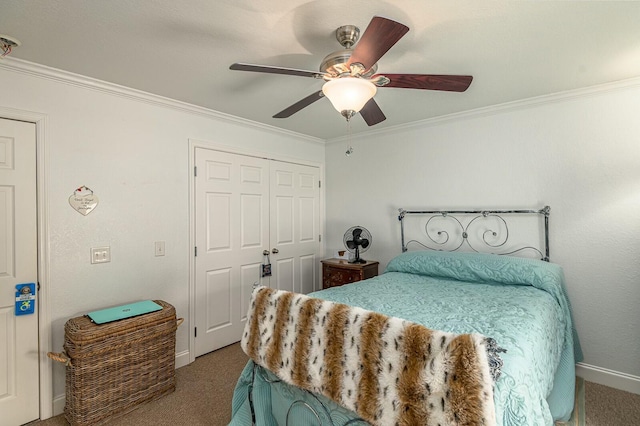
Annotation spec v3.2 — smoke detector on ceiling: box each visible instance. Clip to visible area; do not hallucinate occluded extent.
[0,34,21,58]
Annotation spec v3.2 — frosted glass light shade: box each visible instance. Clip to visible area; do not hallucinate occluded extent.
[322,78,377,113]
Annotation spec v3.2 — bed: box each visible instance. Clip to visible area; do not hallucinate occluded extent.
[229,207,582,426]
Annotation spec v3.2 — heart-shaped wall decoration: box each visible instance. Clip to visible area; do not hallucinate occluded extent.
[69,186,99,216]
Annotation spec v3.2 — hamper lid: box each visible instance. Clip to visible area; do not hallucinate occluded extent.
[87,300,162,324]
[64,300,176,347]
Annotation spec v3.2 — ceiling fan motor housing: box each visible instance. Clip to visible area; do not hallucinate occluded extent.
[320,25,378,77]
[320,49,378,77]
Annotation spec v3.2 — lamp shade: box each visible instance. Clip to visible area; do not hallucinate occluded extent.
[322,78,377,113]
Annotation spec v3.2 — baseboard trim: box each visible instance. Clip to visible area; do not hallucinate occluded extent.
[49,351,193,418]
[175,350,190,369]
[52,394,65,417]
[576,362,640,395]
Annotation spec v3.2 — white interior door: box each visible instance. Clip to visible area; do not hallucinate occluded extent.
[194,149,269,357]
[194,149,321,357]
[270,161,320,295]
[0,118,39,425]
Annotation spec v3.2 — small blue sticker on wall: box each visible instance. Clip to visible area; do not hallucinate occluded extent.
[15,283,36,316]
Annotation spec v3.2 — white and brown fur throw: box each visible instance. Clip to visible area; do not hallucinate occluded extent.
[242,286,499,426]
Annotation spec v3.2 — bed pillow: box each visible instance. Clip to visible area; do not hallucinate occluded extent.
[385,250,562,288]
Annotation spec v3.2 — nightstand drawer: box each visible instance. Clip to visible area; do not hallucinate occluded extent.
[321,259,379,289]
[323,266,360,288]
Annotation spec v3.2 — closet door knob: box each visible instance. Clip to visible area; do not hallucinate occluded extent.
[263,250,269,256]
[272,248,279,254]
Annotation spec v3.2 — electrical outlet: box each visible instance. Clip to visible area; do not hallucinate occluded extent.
[91,247,111,264]
[155,241,165,257]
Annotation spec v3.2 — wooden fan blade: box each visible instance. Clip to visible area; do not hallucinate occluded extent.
[376,74,473,92]
[347,17,409,72]
[230,63,326,79]
[360,98,386,126]
[273,91,325,118]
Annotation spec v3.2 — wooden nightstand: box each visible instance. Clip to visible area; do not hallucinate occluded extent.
[321,258,379,289]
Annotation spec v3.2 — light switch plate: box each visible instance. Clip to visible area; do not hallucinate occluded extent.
[91,247,111,264]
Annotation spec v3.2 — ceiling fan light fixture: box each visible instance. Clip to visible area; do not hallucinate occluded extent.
[322,78,377,117]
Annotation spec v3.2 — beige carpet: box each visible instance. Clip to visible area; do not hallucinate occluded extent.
[31,343,640,425]
[585,380,640,425]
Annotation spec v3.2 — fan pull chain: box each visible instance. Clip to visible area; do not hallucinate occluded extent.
[345,119,354,156]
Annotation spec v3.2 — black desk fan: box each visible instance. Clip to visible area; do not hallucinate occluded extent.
[343,226,372,264]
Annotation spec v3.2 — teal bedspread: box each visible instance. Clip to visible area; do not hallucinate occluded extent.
[230,251,582,426]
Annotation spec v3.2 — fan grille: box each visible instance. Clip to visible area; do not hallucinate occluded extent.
[343,226,372,264]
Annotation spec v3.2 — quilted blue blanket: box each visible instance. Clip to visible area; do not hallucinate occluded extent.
[230,251,582,426]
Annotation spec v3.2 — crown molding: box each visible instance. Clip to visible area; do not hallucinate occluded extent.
[4,57,639,147]
[327,76,640,144]
[0,57,325,145]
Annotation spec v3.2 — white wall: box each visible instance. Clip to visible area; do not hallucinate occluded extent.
[325,80,640,384]
[3,55,638,409]
[0,61,324,407]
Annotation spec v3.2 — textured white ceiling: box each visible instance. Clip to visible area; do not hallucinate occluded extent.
[1,1,640,139]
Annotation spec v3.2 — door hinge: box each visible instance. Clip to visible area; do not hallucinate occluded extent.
[319,234,322,242]
[194,327,197,338]
[194,166,197,177]
[319,180,321,188]
[194,246,198,257]
[37,282,40,291]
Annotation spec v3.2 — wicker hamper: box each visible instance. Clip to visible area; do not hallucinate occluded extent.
[48,300,181,426]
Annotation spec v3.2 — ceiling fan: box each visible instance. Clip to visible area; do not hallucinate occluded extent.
[229,16,473,126]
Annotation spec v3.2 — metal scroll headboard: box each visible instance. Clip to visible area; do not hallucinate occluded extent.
[398,206,551,261]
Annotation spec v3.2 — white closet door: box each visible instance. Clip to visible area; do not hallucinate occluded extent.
[194,149,269,356]
[194,149,321,357]
[0,118,39,425]
[270,161,320,295]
